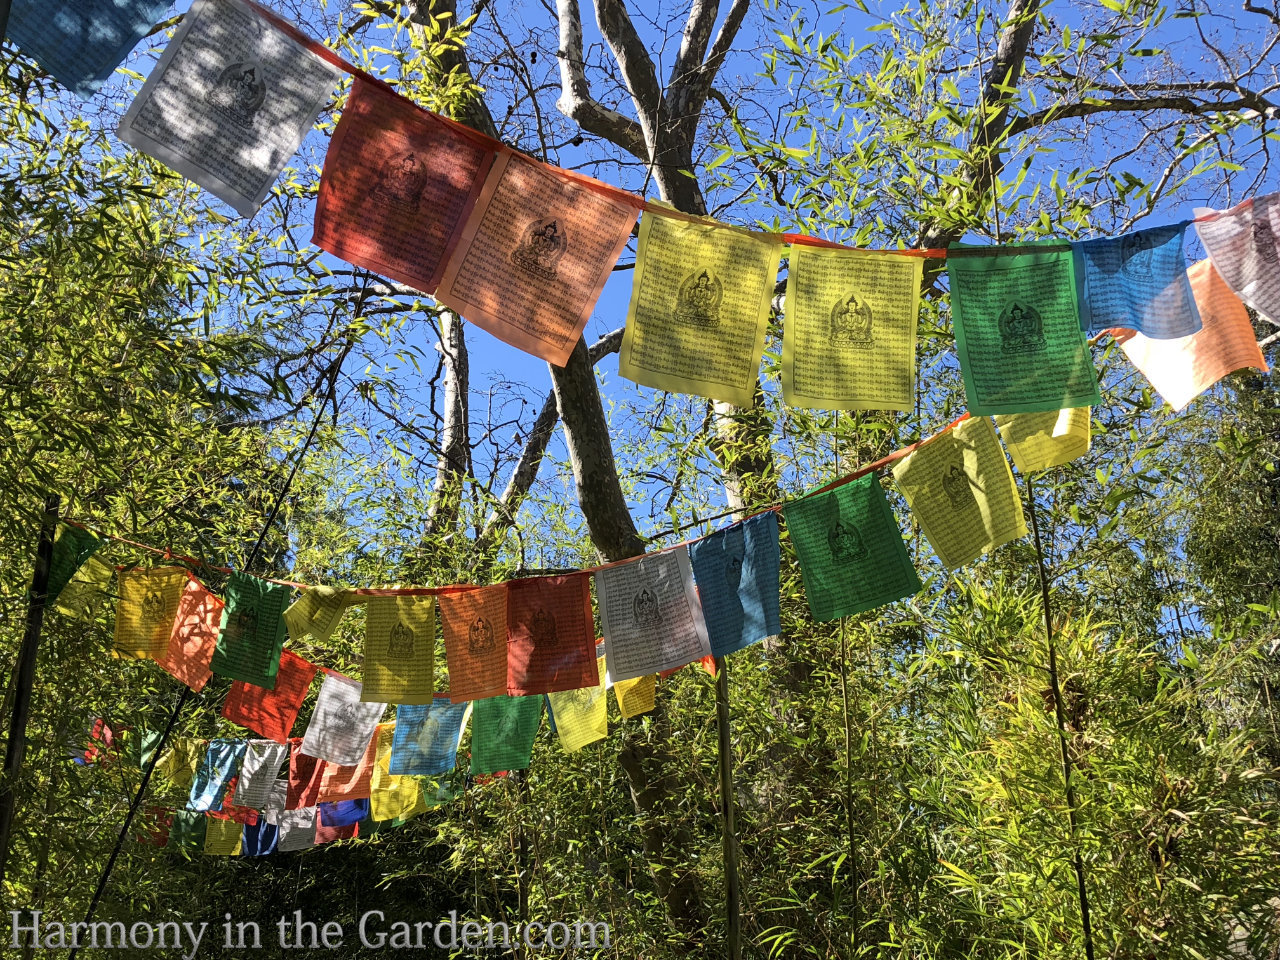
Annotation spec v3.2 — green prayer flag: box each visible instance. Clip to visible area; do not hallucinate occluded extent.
[468,695,542,776]
[784,474,922,621]
[210,572,291,690]
[167,810,206,855]
[48,524,103,604]
[53,553,115,621]
[947,242,1102,414]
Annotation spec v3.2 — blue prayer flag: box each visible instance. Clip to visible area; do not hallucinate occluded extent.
[187,739,246,812]
[7,0,173,100]
[241,819,278,856]
[1073,222,1202,339]
[688,512,782,657]
[318,799,370,828]
[389,698,469,776]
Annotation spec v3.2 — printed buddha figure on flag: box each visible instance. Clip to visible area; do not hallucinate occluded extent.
[828,518,868,563]
[373,152,429,213]
[529,608,557,645]
[831,290,874,344]
[676,269,723,326]
[225,606,259,645]
[510,219,567,281]
[941,459,977,512]
[385,620,416,659]
[632,586,662,627]
[1114,231,1157,277]
[1249,218,1279,268]
[468,615,495,655]
[141,588,170,627]
[205,60,267,128]
[998,301,1047,354]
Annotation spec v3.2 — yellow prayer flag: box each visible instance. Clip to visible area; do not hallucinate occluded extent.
[284,586,352,644]
[157,738,202,794]
[362,596,435,705]
[369,724,425,821]
[782,246,922,410]
[892,417,1027,570]
[203,816,243,856]
[618,211,784,405]
[994,407,1092,473]
[54,553,115,621]
[613,672,656,719]
[547,657,608,752]
[114,566,188,660]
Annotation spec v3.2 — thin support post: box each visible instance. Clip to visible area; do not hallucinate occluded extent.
[0,495,60,887]
[715,655,742,960]
[0,0,11,46]
[1026,474,1096,960]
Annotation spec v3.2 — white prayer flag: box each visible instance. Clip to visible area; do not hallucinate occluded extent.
[275,805,318,851]
[300,672,387,766]
[1195,192,1280,326]
[233,740,289,809]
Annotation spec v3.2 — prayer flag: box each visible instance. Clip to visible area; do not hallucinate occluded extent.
[232,740,289,809]
[316,721,384,802]
[312,75,494,295]
[435,151,642,366]
[613,673,656,719]
[283,586,351,645]
[318,799,369,828]
[362,596,435,705]
[597,549,711,684]
[688,512,781,657]
[188,739,246,812]
[114,566,187,659]
[1073,223,1201,338]
[369,725,424,821]
[260,780,289,824]
[116,0,342,218]
[619,211,785,405]
[892,416,1027,570]
[506,574,597,696]
[545,657,607,752]
[275,806,318,852]
[212,777,260,826]
[47,524,103,604]
[784,474,922,621]
[210,572,292,689]
[157,578,223,692]
[1195,191,1280,326]
[168,810,206,855]
[1111,258,1269,411]
[6,0,173,100]
[389,697,470,776]
[468,695,542,776]
[994,407,1092,473]
[314,819,359,845]
[134,807,172,848]
[157,737,202,793]
[439,584,508,703]
[242,819,278,856]
[54,553,115,621]
[222,648,318,742]
[286,739,328,810]
[782,246,922,409]
[947,242,1101,414]
[203,815,244,856]
[300,672,386,765]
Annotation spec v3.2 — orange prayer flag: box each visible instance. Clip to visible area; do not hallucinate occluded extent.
[157,578,223,692]
[312,75,495,295]
[316,721,385,803]
[1111,259,1269,411]
[439,585,508,704]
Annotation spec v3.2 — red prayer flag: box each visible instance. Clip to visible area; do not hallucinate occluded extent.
[208,776,260,826]
[158,579,224,692]
[134,806,172,847]
[312,75,495,295]
[506,574,597,696]
[287,738,330,810]
[314,819,358,845]
[222,649,318,743]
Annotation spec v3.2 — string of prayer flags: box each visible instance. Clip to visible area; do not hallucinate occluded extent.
[157,738,202,793]
[242,819,278,856]
[222,649,318,742]
[947,242,1102,415]
[210,572,291,689]
[6,0,173,100]
[284,586,351,645]
[233,740,289,809]
[612,672,657,719]
[1111,259,1269,411]
[369,725,425,822]
[994,407,1092,473]
[47,524,103,605]
[275,806,318,852]
[439,584,508,703]
[469,695,542,776]
[597,549,712,683]
[1072,223,1201,339]
[116,0,342,218]
[313,75,494,296]
[318,799,369,828]
[434,151,642,366]
[892,416,1028,570]
[300,672,386,765]
[362,596,435,705]
[688,512,781,657]
[317,722,384,802]
[157,579,224,692]
[53,553,115,622]
[784,474,922,622]
[546,657,608,753]
[168,810,207,855]
[505,574,597,696]
[389,697,470,776]
[1195,191,1280,325]
[619,212,786,405]
[782,247,923,410]
[203,815,245,856]
[286,740,328,810]
[114,566,187,659]
[188,739,247,812]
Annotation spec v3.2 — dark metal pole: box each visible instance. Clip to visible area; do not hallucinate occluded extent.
[0,0,12,46]
[715,655,741,960]
[0,495,60,887]
[1026,474,1096,960]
